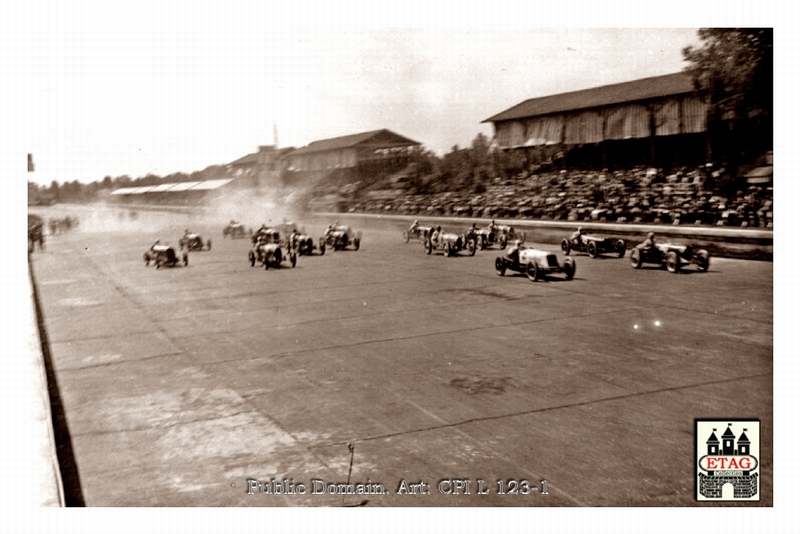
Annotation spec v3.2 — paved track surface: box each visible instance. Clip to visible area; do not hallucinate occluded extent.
[29,207,772,506]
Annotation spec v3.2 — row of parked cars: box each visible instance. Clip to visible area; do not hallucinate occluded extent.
[404,220,711,282]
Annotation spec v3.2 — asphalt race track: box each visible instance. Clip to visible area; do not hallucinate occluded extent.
[28,206,773,506]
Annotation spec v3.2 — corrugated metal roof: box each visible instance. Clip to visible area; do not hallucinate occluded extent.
[110,180,233,195]
[189,179,233,190]
[290,129,421,155]
[483,72,697,123]
[166,181,202,191]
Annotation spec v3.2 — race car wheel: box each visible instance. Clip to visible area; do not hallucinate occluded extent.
[563,257,576,280]
[526,262,539,282]
[443,242,451,257]
[207,240,212,251]
[403,230,409,243]
[155,259,162,269]
[495,257,506,276]
[290,252,297,268]
[666,251,680,273]
[249,251,256,267]
[183,254,189,266]
[630,248,642,269]
[561,239,571,255]
[616,240,627,258]
[274,248,282,264]
[354,237,360,251]
[340,234,349,250]
[588,241,598,258]
[696,249,710,272]
[499,235,507,249]
[144,253,150,266]
[425,239,432,255]
[480,236,487,250]
[467,239,476,256]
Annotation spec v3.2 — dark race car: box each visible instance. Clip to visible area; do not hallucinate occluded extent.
[561,233,627,258]
[248,229,297,270]
[424,229,477,257]
[630,243,710,273]
[277,222,321,256]
[223,221,248,239]
[403,222,432,243]
[474,222,524,250]
[321,223,361,252]
[144,244,188,268]
[495,243,576,282]
[179,231,211,252]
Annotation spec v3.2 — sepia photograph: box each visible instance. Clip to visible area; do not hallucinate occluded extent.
[4,0,797,531]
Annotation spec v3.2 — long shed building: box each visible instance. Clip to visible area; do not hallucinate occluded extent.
[482,72,710,169]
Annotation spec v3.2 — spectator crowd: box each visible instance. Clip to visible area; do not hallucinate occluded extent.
[340,165,773,228]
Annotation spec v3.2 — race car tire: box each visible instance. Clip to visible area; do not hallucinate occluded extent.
[207,240,212,251]
[144,253,150,266]
[526,261,539,282]
[155,259,161,269]
[183,254,189,266]
[616,240,627,258]
[354,237,360,251]
[249,251,256,267]
[499,235,507,249]
[696,249,710,272]
[630,248,642,269]
[561,239,571,255]
[290,252,297,268]
[340,234,349,250]
[320,242,325,255]
[588,241,598,258]
[666,251,680,273]
[480,236,487,250]
[274,248,282,264]
[425,239,432,255]
[403,230,409,243]
[467,239,476,256]
[495,257,506,276]
[563,257,576,280]
[443,242,451,257]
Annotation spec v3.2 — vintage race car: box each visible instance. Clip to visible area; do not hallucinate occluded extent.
[144,244,188,268]
[561,234,627,258]
[179,232,211,251]
[403,224,432,243]
[425,230,477,257]
[475,223,524,250]
[321,224,361,251]
[495,245,576,281]
[277,222,320,256]
[248,229,297,270]
[223,221,248,239]
[630,243,710,273]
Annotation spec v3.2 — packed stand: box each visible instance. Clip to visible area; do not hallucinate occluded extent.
[338,165,773,228]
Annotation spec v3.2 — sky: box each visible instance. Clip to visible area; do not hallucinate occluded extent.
[0,1,717,186]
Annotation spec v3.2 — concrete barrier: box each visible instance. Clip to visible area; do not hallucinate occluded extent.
[25,267,65,507]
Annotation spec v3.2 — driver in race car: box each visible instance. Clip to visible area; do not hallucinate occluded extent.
[640,232,657,250]
[505,239,523,266]
[409,220,419,232]
[571,226,585,247]
[431,226,441,245]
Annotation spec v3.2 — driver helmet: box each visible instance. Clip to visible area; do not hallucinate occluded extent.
[577,226,583,234]
[514,240,521,248]
[647,232,655,241]
[413,220,418,225]
[436,226,441,232]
